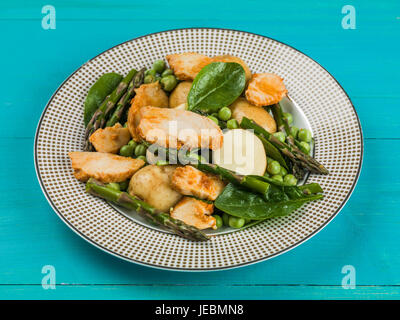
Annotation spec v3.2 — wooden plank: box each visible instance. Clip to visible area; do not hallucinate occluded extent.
[1,285,399,300]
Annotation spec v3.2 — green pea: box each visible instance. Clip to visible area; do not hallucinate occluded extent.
[271,174,283,182]
[222,213,230,226]
[119,180,129,191]
[156,160,169,166]
[267,160,281,175]
[273,132,286,143]
[290,126,299,138]
[106,183,120,191]
[134,144,147,157]
[160,75,177,92]
[152,60,165,74]
[145,69,156,76]
[128,140,137,148]
[119,144,134,157]
[161,68,173,77]
[267,157,274,165]
[280,166,288,176]
[207,115,219,126]
[298,128,312,142]
[229,216,245,229]
[137,155,147,162]
[283,174,297,186]
[299,141,311,154]
[144,74,156,84]
[226,119,239,129]
[218,107,232,121]
[214,215,223,229]
[283,112,293,124]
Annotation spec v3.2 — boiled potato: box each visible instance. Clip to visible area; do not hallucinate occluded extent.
[230,97,277,133]
[169,81,192,108]
[128,165,182,212]
[213,129,267,176]
[213,55,252,81]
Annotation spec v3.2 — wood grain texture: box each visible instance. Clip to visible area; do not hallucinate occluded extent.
[1,0,399,299]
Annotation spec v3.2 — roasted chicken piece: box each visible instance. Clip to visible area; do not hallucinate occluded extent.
[169,81,192,108]
[68,152,145,183]
[89,123,131,154]
[213,54,252,81]
[245,73,287,107]
[127,82,169,141]
[166,52,212,80]
[170,197,216,230]
[135,106,223,150]
[171,165,226,201]
[230,97,276,133]
[128,165,182,212]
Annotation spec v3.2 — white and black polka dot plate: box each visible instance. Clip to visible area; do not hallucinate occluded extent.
[34,28,363,271]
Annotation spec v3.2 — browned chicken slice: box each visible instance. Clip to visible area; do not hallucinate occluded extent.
[166,52,212,80]
[135,106,223,150]
[68,152,145,183]
[171,165,226,201]
[127,82,169,141]
[245,73,287,107]
[89,123,131,154]
[170,197,216,230]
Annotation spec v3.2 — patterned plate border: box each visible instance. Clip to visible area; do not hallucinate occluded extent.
[34,28,363,271]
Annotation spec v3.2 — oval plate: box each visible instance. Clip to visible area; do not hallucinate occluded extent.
[34,28,363,271]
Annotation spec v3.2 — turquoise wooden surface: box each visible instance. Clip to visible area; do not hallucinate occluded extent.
[1,0,399,299]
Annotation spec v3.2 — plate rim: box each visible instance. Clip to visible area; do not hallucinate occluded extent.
[34,27,364,271]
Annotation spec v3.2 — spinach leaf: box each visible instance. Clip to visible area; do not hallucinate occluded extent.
[84,72,123,126]
[215,182,323,220]
[187,62,245,113]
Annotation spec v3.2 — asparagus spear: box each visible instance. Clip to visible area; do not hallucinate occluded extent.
[240,117,329,175]
[143,142,271,197]
[86,178,209,241]
[271,103,290,135]
[84,68,138,151]
[196,163,270,195]
[106,68,145,127]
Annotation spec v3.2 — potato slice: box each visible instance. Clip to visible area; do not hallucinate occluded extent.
[89,123,131,154]
[213,129,267,176]
[230,97,276,133]
[169,81,192,108]
[213,55,252,81]
[128,165,182,212]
